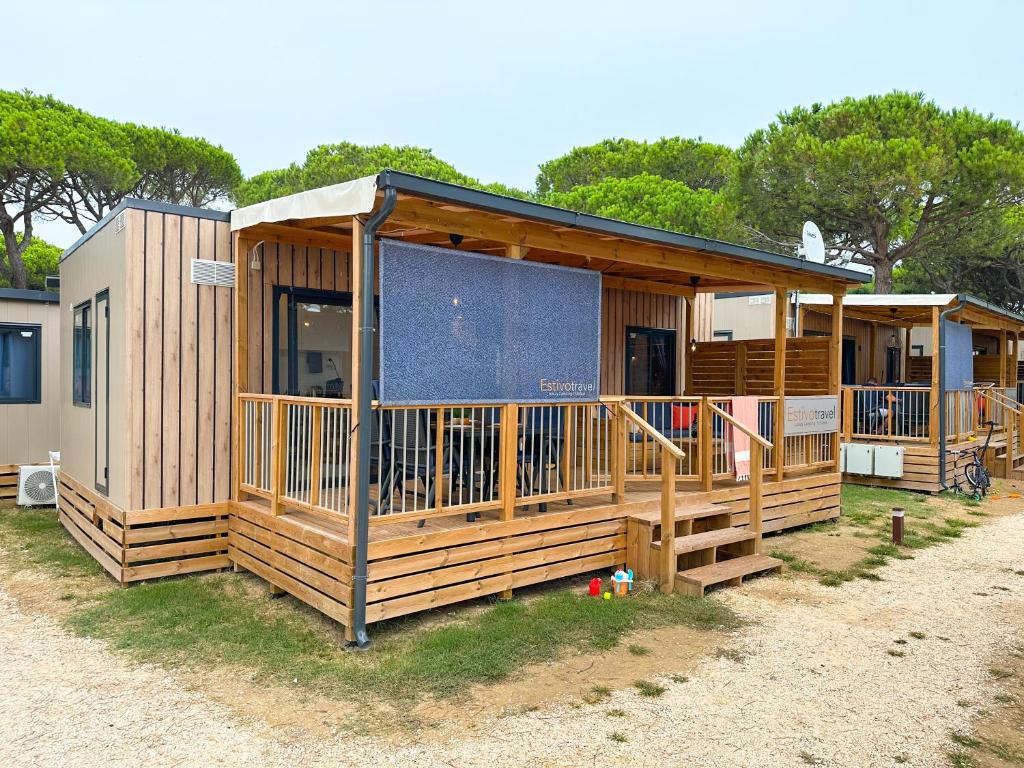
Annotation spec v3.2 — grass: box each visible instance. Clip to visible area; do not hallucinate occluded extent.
[0,507,102,577]
[606,708,626,718]
[988,667,1014,679]
[771,486,985,589]
[0,504,743,703]
[62,567,739,701]
[609,731,628,743]
[633,680,666,697]
[627,643,651,656]
[951,731,982,749]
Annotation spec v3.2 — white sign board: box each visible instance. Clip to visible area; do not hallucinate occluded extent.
[785,395,838,436]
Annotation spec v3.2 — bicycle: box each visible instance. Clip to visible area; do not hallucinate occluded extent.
[949,419,995,499]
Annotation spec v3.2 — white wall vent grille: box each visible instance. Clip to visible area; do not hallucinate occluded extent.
[190,259,235,288]
[114,211,127,234]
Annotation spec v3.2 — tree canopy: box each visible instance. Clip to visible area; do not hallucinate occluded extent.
[233,142,527,207]
[0,89,241,286]
[898,206,1024,311]
[0,235,61,290]
[536,137,735,197]
[732,91,1024,292]
[543,174,742,242]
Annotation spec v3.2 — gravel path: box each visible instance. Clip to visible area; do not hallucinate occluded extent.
[3,513,1024,768]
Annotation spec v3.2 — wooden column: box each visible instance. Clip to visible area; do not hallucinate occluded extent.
[868,323,877,382]
[684,299,694,394]
[699,397,713,491]
[1000,330,1009,388]
[233,232,248,502]
[830,294,844,469]
[348,218,365,542]
[750,442,763,553]
[773,288,787,480]
[660,445,676,595]
[929,306,941,447]
[903,325,913,383]
[610,403,627,504]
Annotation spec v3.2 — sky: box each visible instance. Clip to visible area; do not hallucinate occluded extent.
[5,0,1024,248]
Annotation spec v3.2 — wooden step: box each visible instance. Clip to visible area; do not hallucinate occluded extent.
[674,553,783,597]
[627,503,727,526]
[650,527,755,555]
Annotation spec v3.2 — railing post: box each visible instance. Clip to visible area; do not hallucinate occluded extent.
[435,406,446,514]
[270,396,284,515]
[611,403,627,504]
[660,444,676,595]
[750,442,763,553]
[309,405,323,509]
[500,403,518,521]
[774,395,785,481]
[699,397,713,492]
[842,387,853,440]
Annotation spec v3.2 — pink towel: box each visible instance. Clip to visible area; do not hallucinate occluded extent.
[731,396,760,481]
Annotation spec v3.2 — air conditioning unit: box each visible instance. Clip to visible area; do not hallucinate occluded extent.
[17,465,58,506]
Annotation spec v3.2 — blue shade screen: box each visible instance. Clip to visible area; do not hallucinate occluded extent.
[378,239,601,404]
[944,320,974,390]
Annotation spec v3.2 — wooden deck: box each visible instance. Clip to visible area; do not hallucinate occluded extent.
[228,472,840,637]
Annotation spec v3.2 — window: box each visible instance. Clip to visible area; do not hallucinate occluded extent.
[0,324,41,404]
[625,327,676,396]
[73,301,92,407]
[911,344,924,357]
[713,330,734,341]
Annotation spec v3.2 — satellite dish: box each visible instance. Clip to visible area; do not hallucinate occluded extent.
[802,221,826,263]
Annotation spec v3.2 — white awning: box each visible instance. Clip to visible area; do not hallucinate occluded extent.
[799,293,958,308]
[230,175,378,231]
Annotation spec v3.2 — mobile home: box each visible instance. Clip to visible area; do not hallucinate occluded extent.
[57,172,865,643]
[798,294,1024,492]
[0,288,60,500]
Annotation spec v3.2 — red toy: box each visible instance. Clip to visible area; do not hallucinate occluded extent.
[588,577,602,597]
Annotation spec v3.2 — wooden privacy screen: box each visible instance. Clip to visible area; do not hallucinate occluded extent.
[690,337,831,396]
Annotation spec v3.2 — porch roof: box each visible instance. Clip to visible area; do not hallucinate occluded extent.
[799,293,1024,331]
[231,170,868,295]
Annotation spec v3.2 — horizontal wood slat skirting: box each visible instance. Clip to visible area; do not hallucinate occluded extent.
[56,472,230,584]
[842,441,970,493]
[0,464,19,500]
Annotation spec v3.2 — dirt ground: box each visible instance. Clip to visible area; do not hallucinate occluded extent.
[2,488,1023,767]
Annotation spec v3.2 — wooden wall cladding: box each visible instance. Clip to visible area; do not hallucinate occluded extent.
[128,211,234,510]
[600,287,687,396]
[244,241,353,395]
[57,472,230,583]
[690,337,831,396]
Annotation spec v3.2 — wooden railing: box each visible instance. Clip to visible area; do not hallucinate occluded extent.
[708,402,772,560]
[238,393,810,533]
[841,386,931,442]
[238,394,354,520]
[618,402,686,595]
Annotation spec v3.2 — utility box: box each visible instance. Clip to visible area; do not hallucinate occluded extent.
[843,443,875,475]
[873,445,905,478]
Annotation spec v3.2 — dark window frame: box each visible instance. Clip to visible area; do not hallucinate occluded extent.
[625,325,677,396]
[0,322,42,404]
[713,330,734,341]
[73,300,92,407]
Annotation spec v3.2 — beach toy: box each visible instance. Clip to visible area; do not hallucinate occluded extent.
[603,591,611,600]
[589,577,602,597]
[612,569,633,596]
[627,569,634,591]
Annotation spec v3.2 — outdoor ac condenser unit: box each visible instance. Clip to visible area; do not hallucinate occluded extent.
[17,465,58,506]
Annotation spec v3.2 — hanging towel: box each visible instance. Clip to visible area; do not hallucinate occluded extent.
[731,396,761,481]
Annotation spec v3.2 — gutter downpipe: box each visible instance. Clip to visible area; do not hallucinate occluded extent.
[352,185,397,648]
[938,295,968,490]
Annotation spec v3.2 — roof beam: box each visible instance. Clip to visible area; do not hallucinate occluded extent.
[388,197,847,293]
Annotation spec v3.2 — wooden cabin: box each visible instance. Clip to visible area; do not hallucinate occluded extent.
[56,172,864,644]
[798,294,1024,492]
[0,287,61,500]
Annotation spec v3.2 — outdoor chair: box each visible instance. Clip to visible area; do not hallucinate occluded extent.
[519,405,566,512]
